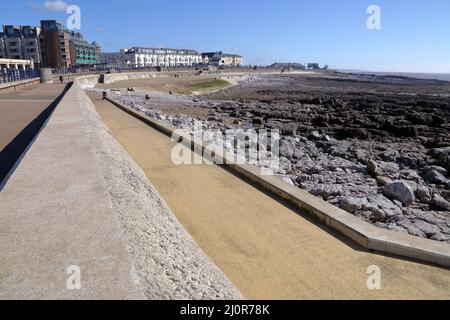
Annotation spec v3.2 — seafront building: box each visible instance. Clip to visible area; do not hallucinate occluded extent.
[100,47,202,68]
[0,21,100,70]
[307,63,320,70]
[40,20,99,69]
[67,31,100,66]
[201,52,244,67]
[0,58,35,70]
[0,25,42,67]
[270,62,306,70]
[101,48,244,69]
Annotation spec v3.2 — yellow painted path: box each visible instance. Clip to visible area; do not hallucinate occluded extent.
[90,93,450,300]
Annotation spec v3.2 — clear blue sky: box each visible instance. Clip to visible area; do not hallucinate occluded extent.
[1,0,449,72]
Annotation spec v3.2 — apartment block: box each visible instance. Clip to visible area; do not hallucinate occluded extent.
[0,25,42,67]
[101,47,201,68]
[202,52,244,67]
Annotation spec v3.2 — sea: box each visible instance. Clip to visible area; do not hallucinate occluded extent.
[338,70,450,82]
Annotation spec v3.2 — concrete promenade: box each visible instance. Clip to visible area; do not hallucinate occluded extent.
[0,80,241,300]
[91,92,450,300]
[0,84,66,185]
[0,82,145,299]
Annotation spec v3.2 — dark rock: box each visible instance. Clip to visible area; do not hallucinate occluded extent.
[396,219,426,238]
[384,181,415,206]
[382,149,400,162]
[308,131,321,141]
[431,195,450,211]
[416,186,432,203]
[431,234,450,242]
[424,170,448,185]
[253,117,264,125]
[279,140,295,159]
[423,166,448,176]
[376,176,391,186]
[441,190,450,201]
[413,220,441,238]
[399,169,420,181]
[339,197,368,214]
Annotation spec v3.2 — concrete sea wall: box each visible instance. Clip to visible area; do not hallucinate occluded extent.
[102,71,170,84]
[0,78,40,95]
[0,78,242,299]
[77,74,102,89]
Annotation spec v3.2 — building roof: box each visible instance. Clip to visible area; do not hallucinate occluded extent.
[126,47,199,55]
[270,62,305,68]
[202,51,242,58]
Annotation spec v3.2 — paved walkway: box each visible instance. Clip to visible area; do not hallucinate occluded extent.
[90,93,450,300]
[0,84,66,185]
[0,83,144,299]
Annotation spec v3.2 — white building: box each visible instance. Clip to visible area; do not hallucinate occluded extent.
[201,52,244,67]
[100,47,202,68]
[0,58,34,70]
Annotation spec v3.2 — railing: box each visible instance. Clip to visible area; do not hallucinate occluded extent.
[0,68,40,84]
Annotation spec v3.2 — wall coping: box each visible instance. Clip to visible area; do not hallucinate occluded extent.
[0,77,40,90]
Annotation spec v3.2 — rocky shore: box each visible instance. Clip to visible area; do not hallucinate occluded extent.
[106,72,450,243]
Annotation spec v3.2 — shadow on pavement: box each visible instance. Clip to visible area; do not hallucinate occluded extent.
[0,83,72,191]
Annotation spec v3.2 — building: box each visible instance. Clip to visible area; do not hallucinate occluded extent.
[307,63,320,70]
[0,58,34,70]
[93,41,102,61]
[67,31,99,67]
[40,20,70,69]
[99,51,133,68]
[0,21,101,70]
[0,25,42,67]
[40,20,100,69]
[201,52,244,67]
[270,63,306,70]
[100,47,202,68]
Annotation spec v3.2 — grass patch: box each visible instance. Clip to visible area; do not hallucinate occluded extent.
[188,79,230,91]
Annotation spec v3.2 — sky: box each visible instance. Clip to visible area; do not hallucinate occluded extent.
[1,0,449,73]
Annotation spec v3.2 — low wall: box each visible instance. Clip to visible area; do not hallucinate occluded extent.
[0,78,40,95]
[106,96,450,269]
[103,71,168,84]
[77,74,101,89]
[55,68,292,88]
[102,70,248,85]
